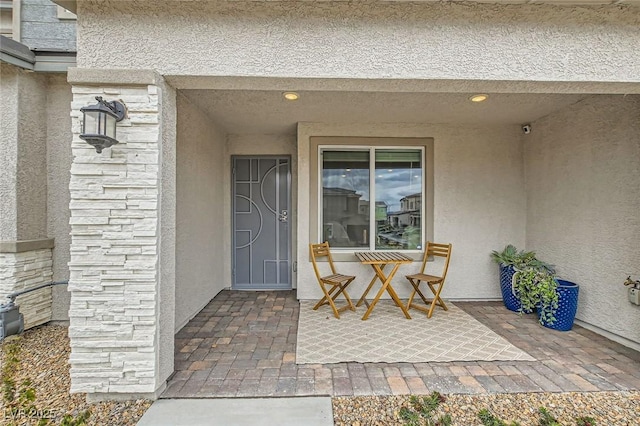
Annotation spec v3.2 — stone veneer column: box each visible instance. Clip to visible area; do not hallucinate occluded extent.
[67,72,175,398]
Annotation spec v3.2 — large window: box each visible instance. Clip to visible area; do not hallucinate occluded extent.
[320,147,424,251]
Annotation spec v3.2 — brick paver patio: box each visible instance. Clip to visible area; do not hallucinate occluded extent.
[162,291,640,398]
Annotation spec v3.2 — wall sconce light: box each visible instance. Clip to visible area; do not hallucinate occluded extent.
[80,96,127,153]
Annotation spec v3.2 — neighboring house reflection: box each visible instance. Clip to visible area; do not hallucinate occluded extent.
[322,187,369,247]
[323,187,421,250]
[388,193,421,228]
[380,193,421,250]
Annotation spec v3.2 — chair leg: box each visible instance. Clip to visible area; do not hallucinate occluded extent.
[407,278,430,309]
[427,282,448,318]
[340,278,356,311]
[406,278,418,309]
[313,278,356,318]
[407,278,447,318]
[313,284,339,309]
[407,289,416,309]
[326,280,356,312]
[314,284,341,318]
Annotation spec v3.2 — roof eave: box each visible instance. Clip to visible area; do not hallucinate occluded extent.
[51,0,77,14]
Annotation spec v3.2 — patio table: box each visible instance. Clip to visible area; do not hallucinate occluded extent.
[355,251,413,320]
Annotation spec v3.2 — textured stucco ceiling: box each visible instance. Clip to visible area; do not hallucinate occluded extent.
[52,0,640,14]
[181,89,590,134]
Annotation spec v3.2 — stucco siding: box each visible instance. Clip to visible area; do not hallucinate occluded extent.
[0,63,19,240]
[297,123,525,302]
[46,74,73,321]
[525,95,640,345]
[75,2,640,84]
[158,78,177,389]
[16,67,48,241]
[0,64,48,241]
[175,93,226,331]
[0,64,58,330]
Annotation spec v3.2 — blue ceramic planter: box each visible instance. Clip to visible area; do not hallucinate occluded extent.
[539,279,579,331]
[499,264,521,312]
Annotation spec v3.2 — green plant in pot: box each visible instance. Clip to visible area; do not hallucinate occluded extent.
[514,268,559,325]
[490,245,554,272]
[490,245,554,312]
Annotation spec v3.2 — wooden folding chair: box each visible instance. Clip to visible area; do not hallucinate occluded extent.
[406,242,452,318]
[309,242,356,318]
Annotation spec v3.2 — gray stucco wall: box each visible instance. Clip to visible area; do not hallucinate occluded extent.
[525,95,640,345]
[76,1,640,84]
[1,69,72,321]
[16,67,48,240]
[159,77,177,393]
[46,74,72,321]
[0,64,19,240]
[175,93,227,331]
[21,0,76,51]
[0,63,48,241]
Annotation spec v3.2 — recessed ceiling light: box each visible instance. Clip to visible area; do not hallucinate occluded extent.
[469,94,489,103]
[283,92,299,101]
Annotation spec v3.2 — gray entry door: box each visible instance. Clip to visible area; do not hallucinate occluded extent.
[232,156,291,290]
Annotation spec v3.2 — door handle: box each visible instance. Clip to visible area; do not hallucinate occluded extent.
[279,210,288,222]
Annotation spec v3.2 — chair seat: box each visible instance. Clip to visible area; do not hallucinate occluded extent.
[406,273,442,283]
[322,273,356,284]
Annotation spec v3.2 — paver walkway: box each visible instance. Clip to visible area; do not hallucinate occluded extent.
[163,291,640,398]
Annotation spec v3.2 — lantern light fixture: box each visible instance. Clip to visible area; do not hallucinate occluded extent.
[80,96,127,153]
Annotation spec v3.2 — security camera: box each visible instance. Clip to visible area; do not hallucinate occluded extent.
[521,124,532,134]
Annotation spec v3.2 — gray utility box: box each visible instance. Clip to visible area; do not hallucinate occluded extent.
[630,287,640,306]
[0,304,24,340]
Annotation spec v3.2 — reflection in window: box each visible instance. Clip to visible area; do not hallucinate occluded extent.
[321,148,423,250]
[322,150,370,248]
[375,150,422,250]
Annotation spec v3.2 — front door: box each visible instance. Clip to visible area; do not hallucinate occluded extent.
[232,156,291,290]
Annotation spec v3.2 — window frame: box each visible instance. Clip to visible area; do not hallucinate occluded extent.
[318,145,426,253]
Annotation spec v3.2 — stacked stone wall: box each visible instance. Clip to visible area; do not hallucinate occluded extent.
[0,248,53,329]
[68,84,161,394]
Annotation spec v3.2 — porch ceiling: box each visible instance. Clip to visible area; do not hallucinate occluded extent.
[181,89,589,135]
[52,1,640,14]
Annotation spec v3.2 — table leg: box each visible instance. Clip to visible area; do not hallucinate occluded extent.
[361,263,400,320]
[386,279,412,320]
[356,264,387,307]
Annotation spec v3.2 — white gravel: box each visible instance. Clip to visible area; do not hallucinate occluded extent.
[0,325,151,426]
[333,392,640,425]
